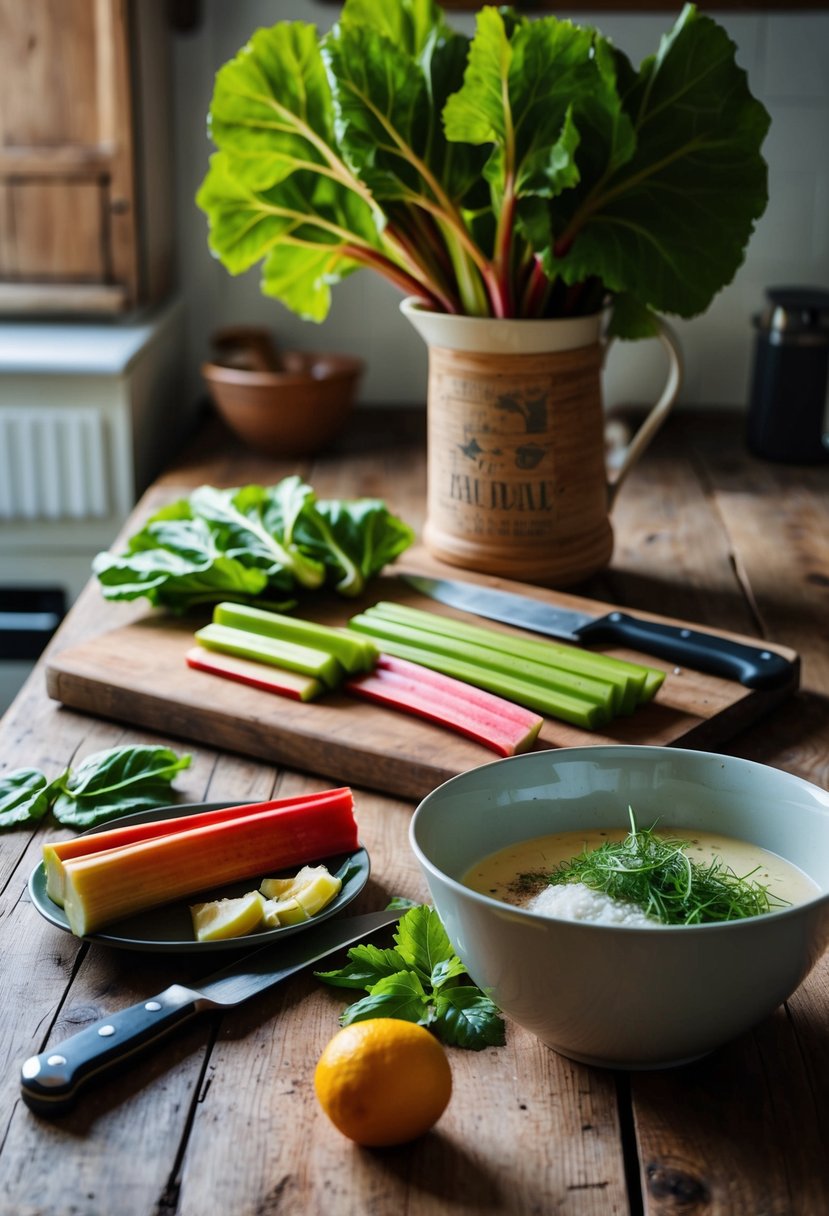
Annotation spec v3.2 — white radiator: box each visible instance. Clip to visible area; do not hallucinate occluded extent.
[0,405,109,522]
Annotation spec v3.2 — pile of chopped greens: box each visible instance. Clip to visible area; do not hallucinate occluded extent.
[316,902,505,1050]
[547,808,789,925]
[0,746,191,831]
[92,477,414,612]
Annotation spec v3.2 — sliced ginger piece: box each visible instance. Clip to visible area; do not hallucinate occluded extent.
[190,891,265,942]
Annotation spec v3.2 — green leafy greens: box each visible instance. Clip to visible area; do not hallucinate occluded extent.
[316,903,505,1050]
[547,808,790,925]
[0,746,191,832]
[92,476,414,612]
[197,0,769,337]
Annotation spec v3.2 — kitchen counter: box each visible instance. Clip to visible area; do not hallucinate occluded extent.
[0,407,827,1216]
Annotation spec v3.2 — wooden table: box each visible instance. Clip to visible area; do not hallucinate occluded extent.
[1,408,827,1216]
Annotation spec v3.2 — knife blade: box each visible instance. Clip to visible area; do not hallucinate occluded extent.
[20,908,399,1116]
[403,574,796,691]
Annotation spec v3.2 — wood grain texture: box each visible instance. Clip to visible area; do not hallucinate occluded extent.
[0,0,172,312]
[42,561,799,801]
[0,408,827,1216]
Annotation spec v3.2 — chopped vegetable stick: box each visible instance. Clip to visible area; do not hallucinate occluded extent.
[212,602,376,673]
[348,617,611,726]
[60,792,359,936]
[44,787,351,907]
[346,665,542,755]
[195,622,344,688]
[369,601,658,710]
[374,653,545,728]
[185,646,324,702]
[349,613,617,709]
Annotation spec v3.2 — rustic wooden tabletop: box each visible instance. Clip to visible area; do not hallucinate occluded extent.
[0,407,827,1216]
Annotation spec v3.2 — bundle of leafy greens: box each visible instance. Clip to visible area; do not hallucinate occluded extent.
[197,0,770,337]
[316,902,505,1050]
[92,477,415,612]
[0,746,191,831]
[545,808,789,925]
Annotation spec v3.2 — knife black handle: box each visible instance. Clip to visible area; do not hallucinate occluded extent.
[577,612,795,691]
[20,984,199,1117]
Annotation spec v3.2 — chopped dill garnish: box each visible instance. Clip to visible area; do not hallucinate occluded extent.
[546,807,790,925]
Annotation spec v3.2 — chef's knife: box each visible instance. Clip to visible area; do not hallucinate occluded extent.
[403,574,795,691]
[20,908,399,1117]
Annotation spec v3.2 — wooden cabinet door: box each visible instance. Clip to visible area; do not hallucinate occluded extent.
[0,0,171,314]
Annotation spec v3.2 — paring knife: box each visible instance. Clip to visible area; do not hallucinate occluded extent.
[403,574,796,691]
[21,908,399,1117]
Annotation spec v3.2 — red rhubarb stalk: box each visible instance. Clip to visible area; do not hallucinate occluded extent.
[44,787,352,905]
[186,646,324,701]
[374,654,541,727]
[61,792,360,937]
[346,659,542,756]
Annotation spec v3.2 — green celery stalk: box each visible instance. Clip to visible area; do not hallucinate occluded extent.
[195,623,344,689]
[345,630,608,730]
[212,602,376,673]
[348,613,618,712]
[368,601,662,710]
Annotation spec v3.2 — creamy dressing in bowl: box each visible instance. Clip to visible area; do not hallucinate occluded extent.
[463,826,820,924]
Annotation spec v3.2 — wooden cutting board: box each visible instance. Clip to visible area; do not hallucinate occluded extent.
[45,567,799,801]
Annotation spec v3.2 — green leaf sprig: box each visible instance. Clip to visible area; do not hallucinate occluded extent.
[0,746,192,832]
[315,903,505,1050]
[547,807,790,925]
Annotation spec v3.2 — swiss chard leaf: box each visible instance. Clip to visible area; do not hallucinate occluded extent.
[547,6,770,331]
[198,1,769,324]
[93,479,413,613]
[92,548,274,609]
[189,483,325,590]
[294,498,416,596]
[207,22,335,193]
[444,9,598,205]
[52,746,192,829]
[0,768,63,830]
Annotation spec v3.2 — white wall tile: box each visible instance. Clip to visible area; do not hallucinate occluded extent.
[763,15,829,101]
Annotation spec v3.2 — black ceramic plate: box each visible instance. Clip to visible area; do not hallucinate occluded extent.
[29,801,370,953]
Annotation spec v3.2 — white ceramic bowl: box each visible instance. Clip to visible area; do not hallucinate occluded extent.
[409,746,829,1069]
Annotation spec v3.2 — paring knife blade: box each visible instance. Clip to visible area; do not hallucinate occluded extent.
[403,574,796,691]
[21,907,399,1116]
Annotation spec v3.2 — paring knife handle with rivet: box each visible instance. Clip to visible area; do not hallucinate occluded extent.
[21,908,399,1117]
[576,612,794,691]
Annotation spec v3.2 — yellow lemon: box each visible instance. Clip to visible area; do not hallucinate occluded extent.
[314,1018,452,1147]
[190,891,265,942]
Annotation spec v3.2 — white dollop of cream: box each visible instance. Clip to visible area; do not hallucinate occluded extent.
[527,882,662,928]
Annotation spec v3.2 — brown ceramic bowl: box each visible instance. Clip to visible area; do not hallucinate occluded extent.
[202,350,364,458]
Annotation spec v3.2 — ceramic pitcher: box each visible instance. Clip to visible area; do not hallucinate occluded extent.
[401,298,683,586]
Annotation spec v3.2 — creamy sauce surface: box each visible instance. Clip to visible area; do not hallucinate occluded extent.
[463,826,819,914]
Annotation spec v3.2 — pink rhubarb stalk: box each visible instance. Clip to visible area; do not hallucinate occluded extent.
[346,654,542,756]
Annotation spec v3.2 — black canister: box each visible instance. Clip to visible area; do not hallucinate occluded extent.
[746,286,829,464]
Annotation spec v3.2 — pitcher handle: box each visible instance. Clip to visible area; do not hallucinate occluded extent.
[605,318,683,509]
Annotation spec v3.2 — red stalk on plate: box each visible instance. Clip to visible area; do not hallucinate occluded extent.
[44,787,352,907]
[57,790,359,937]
